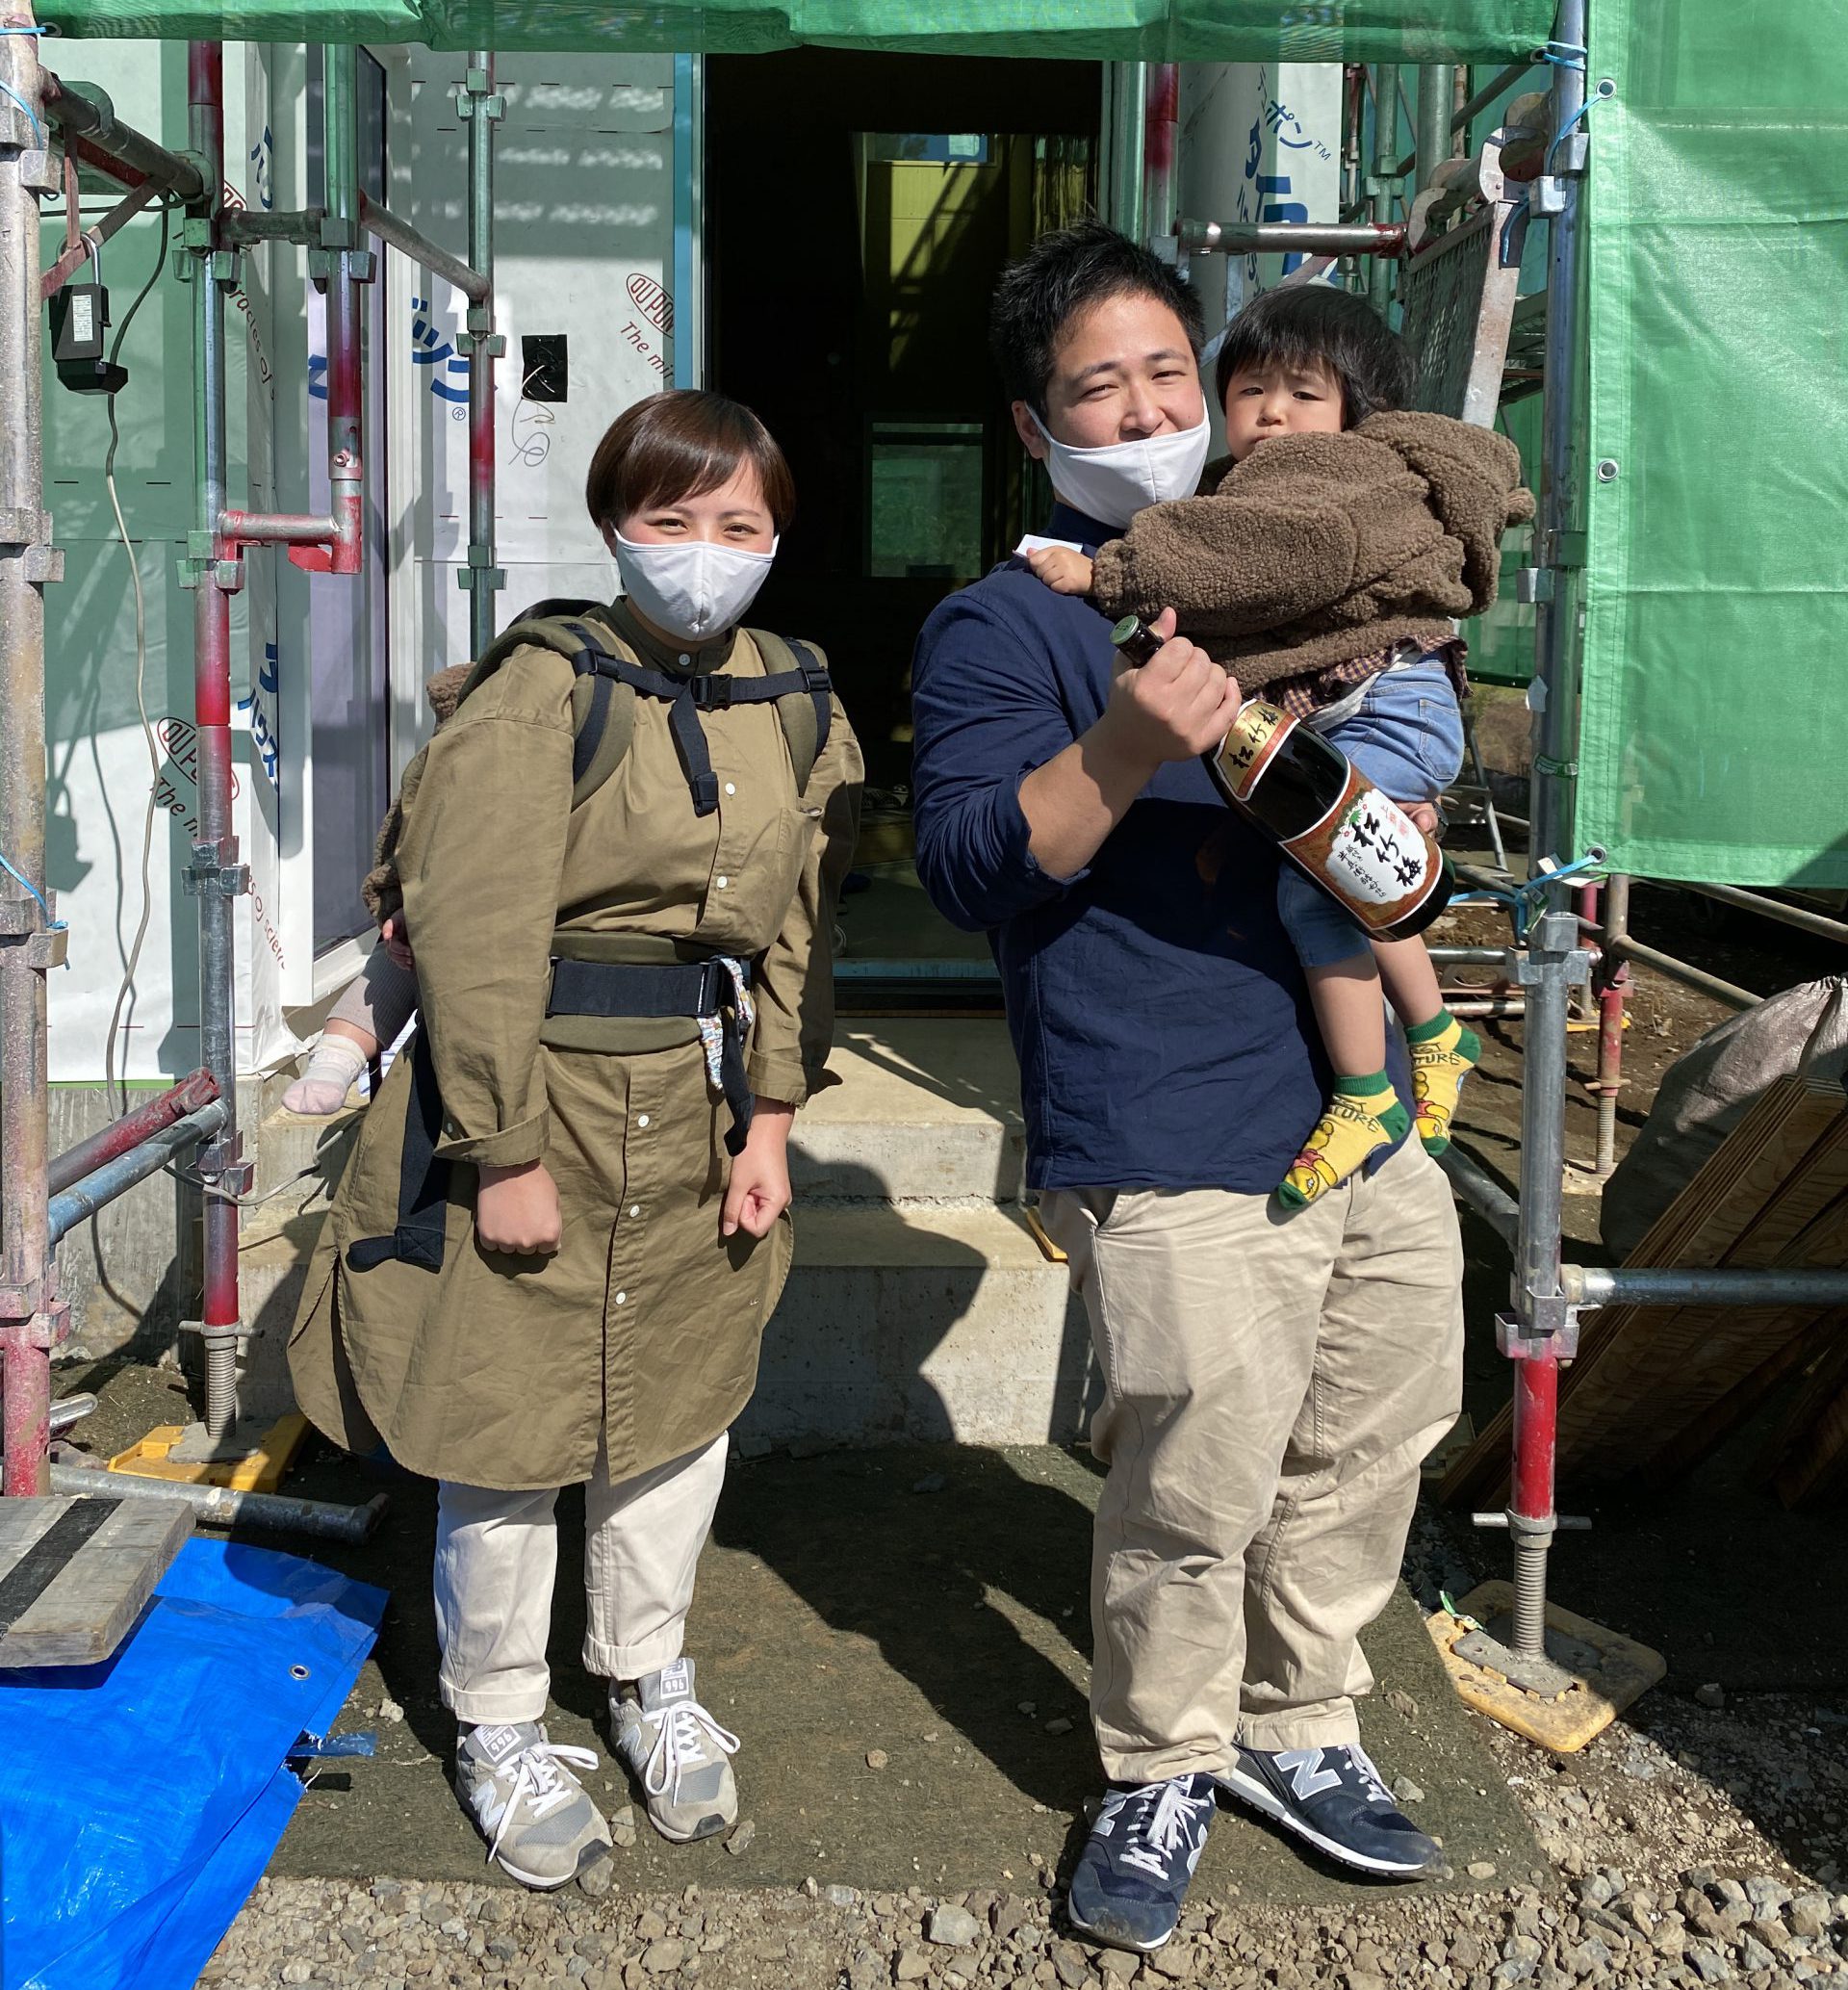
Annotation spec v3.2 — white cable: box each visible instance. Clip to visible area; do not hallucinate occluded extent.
[99,204,171,1116]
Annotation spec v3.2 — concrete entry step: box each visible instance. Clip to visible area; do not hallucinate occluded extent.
[749,1201,1092,1452]
[790,1021,1025,1203]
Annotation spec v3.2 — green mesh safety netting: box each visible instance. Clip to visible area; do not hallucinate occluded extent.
[42,0,1553,60]
[1578,0,1848,887]
[1462,388,1538,688]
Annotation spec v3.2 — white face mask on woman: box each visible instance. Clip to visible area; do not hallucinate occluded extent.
[612,530,779,643]
[1029,404,1213,531]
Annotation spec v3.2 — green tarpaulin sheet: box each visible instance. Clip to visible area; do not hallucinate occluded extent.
[1578,0,1848,887]
[42,0,1552,60]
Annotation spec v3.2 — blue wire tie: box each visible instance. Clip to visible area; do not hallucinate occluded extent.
[0,849,64,939]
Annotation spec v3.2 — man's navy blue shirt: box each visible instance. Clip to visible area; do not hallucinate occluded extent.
[911,502,1406,1194]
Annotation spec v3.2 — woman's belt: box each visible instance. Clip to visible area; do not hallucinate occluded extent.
[547,955,756,1156]
[346,954,756,1279]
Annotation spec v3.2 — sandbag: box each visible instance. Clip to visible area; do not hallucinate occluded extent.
[1601,977,1848,1259]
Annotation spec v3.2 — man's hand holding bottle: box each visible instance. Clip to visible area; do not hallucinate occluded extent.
[1098,607,1244,776]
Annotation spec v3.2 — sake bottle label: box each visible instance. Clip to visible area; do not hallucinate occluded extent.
[1307,788,1436,908]
[1217,700,1294,801]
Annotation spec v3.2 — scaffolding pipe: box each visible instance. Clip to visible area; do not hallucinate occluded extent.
[1369,64,1400,315]
[1454,54,1549,147]
[45,1463,390,1543]
[1177,218,1406,258]
[47,1101,229,1247]
[49,1392,96,1434]
[281,43,363,580]
[0,2,56,1499]
[38,72,206,204]
[1528,22,1588,876]
[1438,1145,1522,1250]
[462,51,500,655]
[1415,65,1453,188]
[358,189,490,303]
[1389,54,1549,178]
[1496,0,1592,1665]
[47,1068,219,1197]
[1563,1265,1848,1309]
[188,40,244,1447]
[1142,63,1180,242]
[1660,877,1848,947]
[1579,916,1759,1012]
[1107,61,1148,246]
[221,206,321,246]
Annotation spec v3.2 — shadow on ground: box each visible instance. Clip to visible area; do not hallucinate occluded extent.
[250,1434,1543,1906]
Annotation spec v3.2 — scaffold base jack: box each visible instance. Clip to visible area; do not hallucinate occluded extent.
[1426,1580,1666,1753]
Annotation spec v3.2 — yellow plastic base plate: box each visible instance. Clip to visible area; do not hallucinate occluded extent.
[107,1412,311,1494]
[1426,1579,1666,1754]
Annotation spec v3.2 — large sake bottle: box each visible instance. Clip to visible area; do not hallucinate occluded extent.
[1112,615,1453,942]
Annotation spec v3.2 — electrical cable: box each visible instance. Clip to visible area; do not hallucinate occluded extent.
[0,21,50,147]
[99,199,172,1115]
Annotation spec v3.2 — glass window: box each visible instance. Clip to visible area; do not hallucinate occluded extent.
[867,132,990,166]
[867,421,985,581]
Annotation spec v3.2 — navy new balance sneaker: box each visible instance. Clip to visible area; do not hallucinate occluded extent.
[1222,1744,1443,1877]
[1066,1771,1217,1953]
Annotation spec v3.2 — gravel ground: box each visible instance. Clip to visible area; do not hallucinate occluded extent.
[202,1682,1848,1990]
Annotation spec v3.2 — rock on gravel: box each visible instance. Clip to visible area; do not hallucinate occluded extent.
[925,1903,981,1947]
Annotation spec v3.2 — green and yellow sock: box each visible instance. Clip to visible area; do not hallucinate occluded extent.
[1277,1071,1411,1209]
[1405,1011,1481,1155]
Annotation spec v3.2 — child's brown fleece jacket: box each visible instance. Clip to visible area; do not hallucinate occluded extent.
[1088,409,1535,697]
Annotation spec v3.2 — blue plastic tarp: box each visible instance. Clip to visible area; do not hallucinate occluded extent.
[0,1537,385,1990]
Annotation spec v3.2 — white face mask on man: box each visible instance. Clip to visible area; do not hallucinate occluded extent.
[1029,404,1213,531]
[612,530,779,643]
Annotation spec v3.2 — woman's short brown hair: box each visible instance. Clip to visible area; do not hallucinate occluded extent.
[583,389,796,533]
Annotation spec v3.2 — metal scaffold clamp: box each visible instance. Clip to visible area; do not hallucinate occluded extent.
[454,69,504,121]
[1496,1301,1581,1363]
[182,838,250,901]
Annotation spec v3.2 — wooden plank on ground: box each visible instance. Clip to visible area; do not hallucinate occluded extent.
[1764,1328,1848,1510]
[1647,1309,1848,1489]
[1438,1077,1848,1509]
[1562,1153,1848,1478]
[0,1494,192,1668]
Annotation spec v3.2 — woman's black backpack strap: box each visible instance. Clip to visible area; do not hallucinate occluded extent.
[451,607,833,811]
[746,629,832,794]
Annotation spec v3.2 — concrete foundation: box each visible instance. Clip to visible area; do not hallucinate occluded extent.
[55,1021,1093,1450]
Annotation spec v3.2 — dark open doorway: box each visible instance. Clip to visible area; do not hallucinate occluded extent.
[706,50,1101,978]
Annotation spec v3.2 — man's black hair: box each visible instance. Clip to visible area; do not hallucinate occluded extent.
[988,218,1205,415]
[1213,284,1418,425]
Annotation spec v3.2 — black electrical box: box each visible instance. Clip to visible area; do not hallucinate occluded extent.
[49,283,128,396]
[521,333,568,402]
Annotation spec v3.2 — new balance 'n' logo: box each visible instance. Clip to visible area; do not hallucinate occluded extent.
[1274,1748,1344,1802]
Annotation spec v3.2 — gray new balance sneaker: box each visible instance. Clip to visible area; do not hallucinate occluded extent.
[613,1657,740,1844]
[453,1720,613,1890]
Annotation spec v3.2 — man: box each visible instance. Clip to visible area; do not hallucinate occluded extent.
[910,221,1464,1955]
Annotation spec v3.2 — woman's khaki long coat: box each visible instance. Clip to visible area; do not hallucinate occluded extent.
[288,603,862,1491]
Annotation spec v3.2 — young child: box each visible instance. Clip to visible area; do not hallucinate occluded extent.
[1029,284,1532,1206]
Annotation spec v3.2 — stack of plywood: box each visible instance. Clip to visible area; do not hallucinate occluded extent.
[1439,1075,1848,1512]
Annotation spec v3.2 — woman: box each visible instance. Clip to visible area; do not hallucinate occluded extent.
[289,390,862,1890]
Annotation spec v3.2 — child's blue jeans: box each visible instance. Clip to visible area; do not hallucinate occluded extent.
[1277,658,1465,969]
